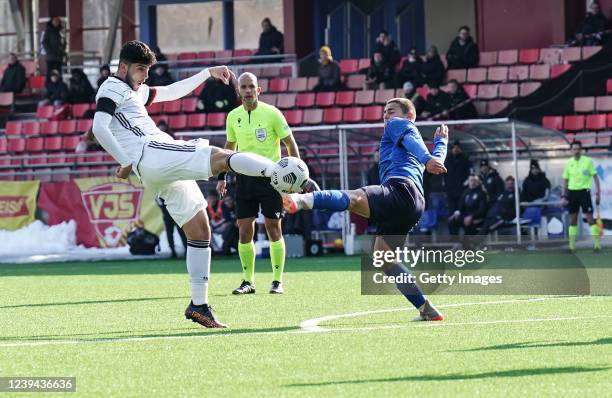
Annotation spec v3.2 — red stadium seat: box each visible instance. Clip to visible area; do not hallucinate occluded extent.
[8,138,26,153]
[335,91,355,106]
[44,137,62,151]
[147,102,162,115]
[478,51,497,66]
[181,97,198,113]
[303,109,323,125]
[339,59,359,74]
[574,97,595,113]
[269,78,289,93]
[542,116,563,130]
[0,138,6,154]
[76,119,93,133]
[462,84,477,98]
[28,75,46,91]
[187,113,206,129]
[40,121,59,135]
[363,106,382,122]
[21,61,37,76]
[466,68,487,83]
[58,120,77,135]
[497,50,518,65]
[519,49,539,64]
[168,114,187,130]
[529,64,550,80]
[595,96,612,112]
[582,46,602,60]
[36,105,54,119]
[72,103,91,118]
[296,93,315,108]
[477,84,498,99]
[196,51,215,62]
[508,65,529,81]
[215,50,232,60]
[207,113,226,128]
[194,84,205,97]
[316,92,335,107]
[62,136,80,151]
[276,93,297,109]
[447,69,466,83]
[358,58,370,70]
[345,74,365,90]
[284,110,303,126]
[586,114,607,131]
[355,90,375,105]
[563,115,585,131]
[561,47,581,63]
[323,108,343,124]
[26,156,47,166]
[5,121,21,136]
[26,138,44,152]
[22,121,40,136]
[280,66,293,77]
[499,83,518,99]
[233,48,254,58]
[519,82,541,96]
[342,107,363,123]
[551,64,571,79]
[374,89,395,104]
[178,52,198,61]
[608,113,612,128]
[307,77,318,91]
[162,100,181,114]
[259,93,277,106]
[288,77,308,92]
[487,66,508,82]
[416,86,430,99]
[487,100,509,115]
[607,79,612,94]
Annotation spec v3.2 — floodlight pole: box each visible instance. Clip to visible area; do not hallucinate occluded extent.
[511,121,522,244]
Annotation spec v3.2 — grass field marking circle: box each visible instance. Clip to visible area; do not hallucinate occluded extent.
[299,296,591,332]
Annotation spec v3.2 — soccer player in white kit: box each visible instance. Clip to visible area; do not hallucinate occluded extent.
[93,40,278,328]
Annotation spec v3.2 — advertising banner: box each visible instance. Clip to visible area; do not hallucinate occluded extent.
[0,181,40,231]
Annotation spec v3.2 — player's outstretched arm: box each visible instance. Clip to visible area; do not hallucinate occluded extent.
[92,111,132,178]
[152,66,235,103]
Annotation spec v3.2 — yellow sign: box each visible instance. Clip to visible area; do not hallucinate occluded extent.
[0,181,40,230]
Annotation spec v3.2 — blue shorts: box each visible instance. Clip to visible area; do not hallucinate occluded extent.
[362,177,425,247]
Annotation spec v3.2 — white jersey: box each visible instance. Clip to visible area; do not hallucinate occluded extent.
[95,76,170,164]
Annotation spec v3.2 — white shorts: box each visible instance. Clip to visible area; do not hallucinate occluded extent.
[138,138,212,227]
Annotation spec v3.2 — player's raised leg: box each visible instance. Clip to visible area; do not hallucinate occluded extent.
[283,188,371,217]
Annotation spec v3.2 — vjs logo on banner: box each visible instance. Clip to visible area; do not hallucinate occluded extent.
[0,181,40,230]
[75,178,144,248]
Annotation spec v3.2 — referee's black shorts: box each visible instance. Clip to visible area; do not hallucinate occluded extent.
[567,189,593,214]
[235,175,283,220]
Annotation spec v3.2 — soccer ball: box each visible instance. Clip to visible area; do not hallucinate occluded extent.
[270,157,309,194]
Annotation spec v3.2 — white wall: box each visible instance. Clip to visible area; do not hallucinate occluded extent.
[424,0,476,53]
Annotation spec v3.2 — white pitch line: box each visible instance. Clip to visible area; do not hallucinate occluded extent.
[299,296,591,332]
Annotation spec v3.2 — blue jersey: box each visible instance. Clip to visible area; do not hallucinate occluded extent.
[378,118,448,194]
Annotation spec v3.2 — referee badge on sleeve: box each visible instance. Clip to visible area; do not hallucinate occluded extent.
[255,128,267,142]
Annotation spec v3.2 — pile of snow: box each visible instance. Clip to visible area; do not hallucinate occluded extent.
[0,220,78,257]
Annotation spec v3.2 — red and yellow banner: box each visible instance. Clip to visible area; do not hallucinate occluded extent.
[38,177,163,248]
[0,181,40,230]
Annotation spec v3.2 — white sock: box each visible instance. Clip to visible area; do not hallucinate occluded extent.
[228,152,276,177]
[302,193,314,209]
[186,239,211,305]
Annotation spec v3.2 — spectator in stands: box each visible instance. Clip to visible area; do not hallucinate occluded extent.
[197,76,238,113]
[220,194,239,255]
[448,174,488,235]
[0,53,26,94]
[421,46,446,87]
[479,176,518,235]
[157,197,188,258]
[521,159,551,202]
[402,81,426,116]
[68,68,94,104]
[397,50,424,88]
[446,26,479,69]
[444,141,472,214]
[147,64,174,86]
[423,170,445,210]
[365,52,393,89]
[97,64,110,90]
[43,17,66,80]
[573,2,610,46]
[255,18,284,57]
[152,46,169,73]
[367,150,380,185]
[422,84,451,119]
[374,30,401,71]
[447,79,477,119]
[313,46,343,92]
[479,159,504,204]
[40,69,68,106]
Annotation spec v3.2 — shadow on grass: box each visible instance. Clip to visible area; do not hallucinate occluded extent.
[455,337,612,352]
[0,296,189,309]
[285,366,612,387]
[0,255,356,277]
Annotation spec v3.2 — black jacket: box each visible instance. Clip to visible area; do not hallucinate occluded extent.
[0,61,26,93]
[459,187,488,219]
[480,169,504,203]
[147,71,174,87]
[493,189,517,221]
[425,90,451,116]
[374,40,401,70]
[45,80,68,102]
[367,62,393,85]
[198,78,238,113]
[398,58,424,87]
[43,22,66,62]
[521,172,551,202]
[444,153,472,197]
[257,26,284,55]
[68,70,94,104]
[580,12,610,35]
[421,56,446,87]
[317,61,342,90]
[446,36,479,69]
[449,88,477,119]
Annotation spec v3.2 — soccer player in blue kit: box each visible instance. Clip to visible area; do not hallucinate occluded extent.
[284,98,448,321]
